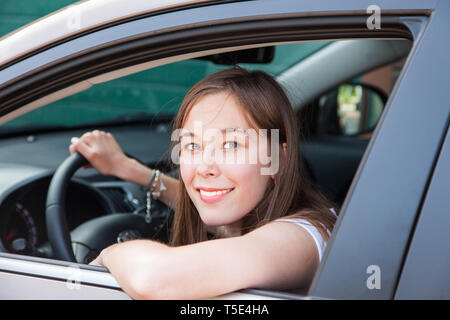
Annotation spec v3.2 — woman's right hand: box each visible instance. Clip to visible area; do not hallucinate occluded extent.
[70,130,179,209]
[69,130,128,176]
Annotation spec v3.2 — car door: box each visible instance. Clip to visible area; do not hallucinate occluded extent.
[0,0,447,300]
[310,0,450,299]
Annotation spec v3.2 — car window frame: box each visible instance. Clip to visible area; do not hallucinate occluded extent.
[0,2,425,119]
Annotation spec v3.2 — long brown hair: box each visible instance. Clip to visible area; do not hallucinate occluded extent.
[169,67,337,246]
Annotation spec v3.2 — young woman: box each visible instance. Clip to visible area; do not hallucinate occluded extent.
[69,67,337,299]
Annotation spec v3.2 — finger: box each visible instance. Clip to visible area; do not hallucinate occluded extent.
[69,137,79,154]
[89,256,103,266]
[80,131,93,144]
[70,137,95,169]
[70,137,79,144]
[73,139,93,159]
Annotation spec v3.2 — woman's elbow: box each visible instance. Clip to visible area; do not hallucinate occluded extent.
[124,265,179,300]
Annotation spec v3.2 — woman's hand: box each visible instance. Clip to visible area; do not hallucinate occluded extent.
[70,130,179,209]
[89,242,120,267]
[89,253,104,267]
[69,130,129,176]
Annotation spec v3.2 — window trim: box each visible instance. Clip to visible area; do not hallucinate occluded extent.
[0,12,420,117]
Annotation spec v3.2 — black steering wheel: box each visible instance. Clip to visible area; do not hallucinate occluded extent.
[45,153,150,263]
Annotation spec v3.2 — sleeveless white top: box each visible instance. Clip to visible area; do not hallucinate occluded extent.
[276,208,336,262]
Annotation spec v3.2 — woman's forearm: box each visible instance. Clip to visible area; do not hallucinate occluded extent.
[105,236,261,299]
[116,157,179,209]
[98,236,252,300]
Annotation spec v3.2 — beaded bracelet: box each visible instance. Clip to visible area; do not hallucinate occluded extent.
[143,169,167,223]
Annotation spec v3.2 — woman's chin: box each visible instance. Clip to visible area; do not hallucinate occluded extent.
[200,216,229,227]
[198,211,236,227]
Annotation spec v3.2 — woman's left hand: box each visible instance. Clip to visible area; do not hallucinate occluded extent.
[89,254,104,267]
[88,243,119,267]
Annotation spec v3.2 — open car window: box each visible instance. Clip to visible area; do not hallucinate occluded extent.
[0,37,412,297]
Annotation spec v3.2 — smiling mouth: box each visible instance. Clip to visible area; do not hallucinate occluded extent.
[196,187,234,203]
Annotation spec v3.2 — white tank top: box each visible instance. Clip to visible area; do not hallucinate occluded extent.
[276,208,336,262]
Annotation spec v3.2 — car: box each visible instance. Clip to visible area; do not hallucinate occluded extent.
[0,0,449,300]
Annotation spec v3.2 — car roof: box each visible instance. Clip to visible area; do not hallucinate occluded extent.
[0,0,213,66]
[0,0,438,69]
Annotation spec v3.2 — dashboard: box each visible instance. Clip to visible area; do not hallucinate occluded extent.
[0,169,113,256]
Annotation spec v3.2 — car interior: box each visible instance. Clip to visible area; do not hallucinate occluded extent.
[0,38,412,270]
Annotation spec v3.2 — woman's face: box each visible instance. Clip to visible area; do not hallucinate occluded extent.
[179,91,272,228]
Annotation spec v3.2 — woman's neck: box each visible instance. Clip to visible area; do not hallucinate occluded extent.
[207,221,242,238]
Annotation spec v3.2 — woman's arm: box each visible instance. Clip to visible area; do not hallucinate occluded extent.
[96,220,319,299]
[69,130,179,209]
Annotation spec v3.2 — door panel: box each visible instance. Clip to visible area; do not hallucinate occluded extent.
[0,271,130,299]
[310,0,450,299]
[394,125,450,299]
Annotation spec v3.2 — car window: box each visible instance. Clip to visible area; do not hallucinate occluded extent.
[0,37,413,236]
[0,37,413,298]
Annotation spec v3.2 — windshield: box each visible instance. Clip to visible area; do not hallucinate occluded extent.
[0,42,330,134]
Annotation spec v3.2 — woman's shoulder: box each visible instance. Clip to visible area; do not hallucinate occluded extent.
[279,207,337,219]
[273,208,337,262]
[275,208,335,236]
[276,207,336,230]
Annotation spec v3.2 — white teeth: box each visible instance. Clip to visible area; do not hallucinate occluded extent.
[199,189,232,197]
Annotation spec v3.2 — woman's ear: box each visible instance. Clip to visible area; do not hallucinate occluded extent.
[282,142,287,155]
[271,142,288,180]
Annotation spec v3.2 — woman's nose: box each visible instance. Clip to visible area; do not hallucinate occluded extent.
[196,163,219,177]
[196,146,220,177]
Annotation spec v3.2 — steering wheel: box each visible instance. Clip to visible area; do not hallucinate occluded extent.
[45,153,150,263]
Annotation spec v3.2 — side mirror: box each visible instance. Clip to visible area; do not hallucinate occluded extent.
[318,83,388,137]
[336,83,387,136]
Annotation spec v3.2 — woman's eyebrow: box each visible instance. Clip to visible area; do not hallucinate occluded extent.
[179,127,249,138]
[179,131,194,138]
[222,127,249,135]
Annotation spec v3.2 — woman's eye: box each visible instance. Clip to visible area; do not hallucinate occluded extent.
[223,141,239,150]
[185,143,201,151]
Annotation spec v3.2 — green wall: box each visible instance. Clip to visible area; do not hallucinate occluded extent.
[0,1,76,39]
